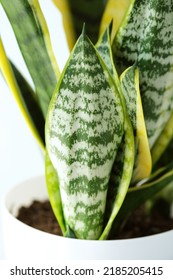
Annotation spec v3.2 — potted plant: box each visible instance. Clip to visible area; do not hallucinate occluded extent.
[1,0,173,259]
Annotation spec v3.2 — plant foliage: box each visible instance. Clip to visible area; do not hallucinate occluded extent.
[1,0,173,240]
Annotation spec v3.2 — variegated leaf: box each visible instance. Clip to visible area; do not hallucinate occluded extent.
[100,118,134,240]
[112,0,173,149]
[46,29,124,240]
[1,0,60,117]
[120,66,152,183]
[96,26,135,240]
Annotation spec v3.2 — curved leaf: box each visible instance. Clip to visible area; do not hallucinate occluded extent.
[120,66,152,183]
[0,38,44,150]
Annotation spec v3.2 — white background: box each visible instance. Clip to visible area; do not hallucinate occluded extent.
[0,0,69,258]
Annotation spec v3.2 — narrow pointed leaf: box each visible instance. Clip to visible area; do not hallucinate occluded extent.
[1,0,60,117]
[96,23,117,79]
[46,30,124,240]
[100,118,134,240]
[96,27,135,240]
[112,0,173,149]
[120,66,152,183]
[0,38,44,150]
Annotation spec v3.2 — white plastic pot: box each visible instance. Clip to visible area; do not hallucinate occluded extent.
[2,176,173,260]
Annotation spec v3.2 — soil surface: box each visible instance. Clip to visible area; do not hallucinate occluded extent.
[17,200,173,239]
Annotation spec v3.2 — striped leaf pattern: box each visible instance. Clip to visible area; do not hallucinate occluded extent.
[46,29,124,239]
[95,27,135,239]
[112,0,173,149]
[96,23,117,79]
[1,0,59,117]
[100,118,134,239]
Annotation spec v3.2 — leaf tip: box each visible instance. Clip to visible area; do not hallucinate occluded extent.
[82,22,86,37]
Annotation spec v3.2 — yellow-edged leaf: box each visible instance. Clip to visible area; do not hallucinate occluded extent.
[135,69,152,181]
[33,0,60,77]
[120,66,152,183]
[99,0,132,40]
[0,38,45,151]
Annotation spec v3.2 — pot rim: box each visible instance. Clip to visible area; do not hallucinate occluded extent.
[2,175,173,243]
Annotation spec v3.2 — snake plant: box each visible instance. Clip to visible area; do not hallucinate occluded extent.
[1,0,173,240]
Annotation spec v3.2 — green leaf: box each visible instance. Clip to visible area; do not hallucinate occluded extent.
[96,22,117,79]
[112,0,173,149]
[45,151,66,235]
[1,0,60,117]
[11,62,45,146]
[46,29,124,240]
[0,38,44,150]
[151,112,173,166]
[120,66,152,183]
[100,118,134,240]
[95,26,135,240]
[154,140,173,171]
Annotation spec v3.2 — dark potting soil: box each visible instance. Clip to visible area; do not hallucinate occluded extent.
[17,200,173,239]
